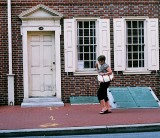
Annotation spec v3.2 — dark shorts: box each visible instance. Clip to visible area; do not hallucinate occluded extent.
[97,81,110,102]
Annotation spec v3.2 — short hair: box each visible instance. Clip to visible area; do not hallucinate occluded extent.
[98,55,106,61]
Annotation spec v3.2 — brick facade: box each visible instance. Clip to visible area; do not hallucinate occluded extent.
[0,0,160,105]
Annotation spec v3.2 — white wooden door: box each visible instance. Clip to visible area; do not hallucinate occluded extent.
[28,32,55,97]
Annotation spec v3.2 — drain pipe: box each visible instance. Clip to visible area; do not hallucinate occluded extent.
[7,0,14,106]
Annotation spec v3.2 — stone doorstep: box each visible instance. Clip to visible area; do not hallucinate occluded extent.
[21,97,64,107]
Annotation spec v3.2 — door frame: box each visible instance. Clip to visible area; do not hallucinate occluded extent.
[21,26,62,99]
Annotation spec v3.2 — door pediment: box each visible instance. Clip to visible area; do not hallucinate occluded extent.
[19,4,63,20]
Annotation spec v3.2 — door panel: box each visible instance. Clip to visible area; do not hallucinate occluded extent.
[31,45,40,67]
[43,45,52,66]
[28,32,55,97]
[32,75,41,91]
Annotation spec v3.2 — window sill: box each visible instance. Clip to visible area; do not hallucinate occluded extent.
[123,70,151,75]
[74,71,98,76]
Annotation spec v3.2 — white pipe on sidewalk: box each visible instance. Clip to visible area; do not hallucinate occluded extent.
[8,0,12,74]
[7,0,14,106]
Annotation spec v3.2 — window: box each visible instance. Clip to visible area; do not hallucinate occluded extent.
[126,21,144,68]
[64,19,110,74]
[114,18,159,74]
[77,21,96,69]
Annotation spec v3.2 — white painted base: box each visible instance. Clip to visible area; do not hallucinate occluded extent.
[7,74,15,106]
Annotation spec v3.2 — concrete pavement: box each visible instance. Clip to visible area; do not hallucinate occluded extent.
[0,104,160,137]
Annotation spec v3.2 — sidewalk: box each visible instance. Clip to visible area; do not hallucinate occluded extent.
[1,104,160,137]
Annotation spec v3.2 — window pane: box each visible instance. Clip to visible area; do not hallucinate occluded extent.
[133,45,138,51]
[90,29,95,36]
[90,37,96,44]
[128,46,132,52]
[133,37,138,43]
[133,60,138,67]
[84,61,89,68]
[139,45,144,51]
[80,53,83,60]
[139,29,144,36]
[84,37,89,44]
[84,53,89,60]
[84,29,89,36]
[127,29,132,36]
[139,21,144,28]
[78,37,83,44]
[84,46,89,52]
[78,21,83,28]
[133,21,137,28]
[142,46,144,51]
[84,22,89,28]
[128,61,132,67]
[90,52,96,60]
[139,37,144,44]
[90,46,93,52]
[139,53,144,59]
[133,29,138,36]
[90,21,95,28]
[78,29,83,36]
[128,53,132,59]
[127,21,131,28]
[139,60,144,67]
[91,62,94,68]
[128,37,132,44]
[80,46,83,52]
[133,53,138,59]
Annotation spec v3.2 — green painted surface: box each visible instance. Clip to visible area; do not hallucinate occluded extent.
[109,87,137,108]
[128,87,159,107]
[109,87,159,108]
[70,87,159,108]
[70,96,99,104]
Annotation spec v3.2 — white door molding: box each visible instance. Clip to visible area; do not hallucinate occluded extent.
[21,27,62,99]
[19,4,63,99]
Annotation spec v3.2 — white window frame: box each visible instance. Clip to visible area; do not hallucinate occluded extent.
[114,17,159,74]
[125,19,146,71]
[76,19,98,72]
[64,18,110,76]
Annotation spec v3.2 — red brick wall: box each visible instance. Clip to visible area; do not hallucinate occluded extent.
[0,0,159,104]
[0,4,8,105]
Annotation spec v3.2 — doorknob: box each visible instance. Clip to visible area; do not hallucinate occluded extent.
[53,62,55,64]
[51,68,53,71]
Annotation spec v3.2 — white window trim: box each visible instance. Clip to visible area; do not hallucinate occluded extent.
[123,70,151,75]
[113,17,159,74]
[64,18,111,76]
[76,19,98,72]
[74,70,98,76]
[124,19,148,72]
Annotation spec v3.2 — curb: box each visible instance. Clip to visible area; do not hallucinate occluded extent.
[1,123,160,137]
